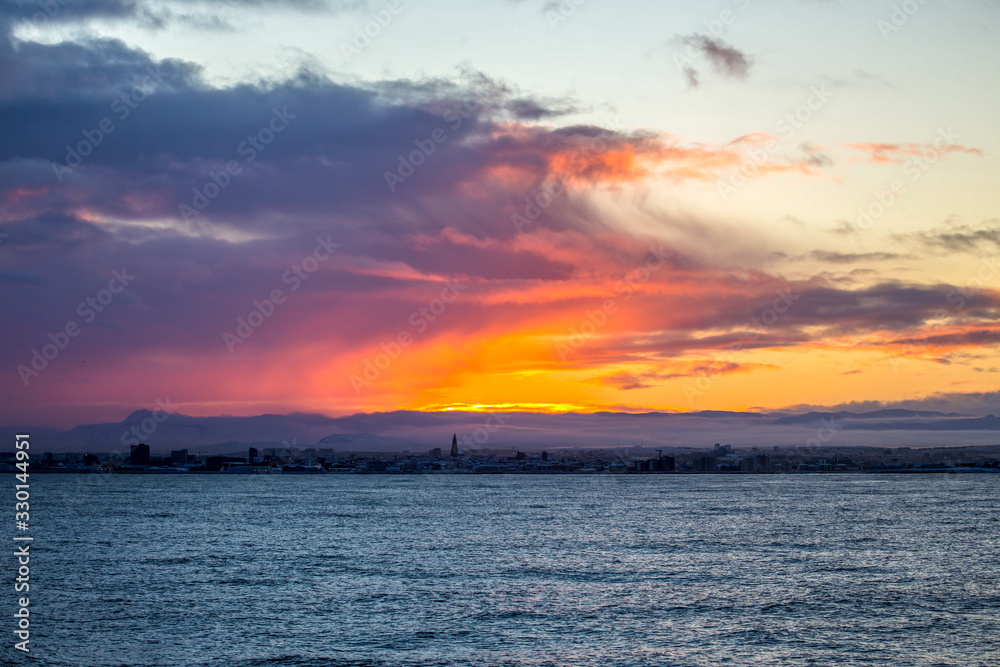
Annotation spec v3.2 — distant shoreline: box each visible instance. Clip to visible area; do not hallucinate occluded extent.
[17,469,1000,475]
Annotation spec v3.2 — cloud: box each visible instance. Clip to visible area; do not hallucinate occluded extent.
[596,361,776,390]
[844,141,983,164]
[545,279,1000,376]
[0,39,818,243]
[808,250,907,263]
[897,221,1000,255]
[784,390,1000,418]
[798,143,833,168]
[1,10,996,426]
[679,34,753,87]
[682,66,699,88]
[3,0,370,33]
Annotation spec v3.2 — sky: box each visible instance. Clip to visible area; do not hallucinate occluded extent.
[1,0,999,427]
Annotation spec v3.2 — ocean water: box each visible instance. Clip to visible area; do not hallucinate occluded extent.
[12,474,1000,666]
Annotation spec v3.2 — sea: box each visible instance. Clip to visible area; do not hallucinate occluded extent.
[11,474,1000,666]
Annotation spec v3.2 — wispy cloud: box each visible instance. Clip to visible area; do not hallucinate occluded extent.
[678,34,753,87]
[845,142,983,164]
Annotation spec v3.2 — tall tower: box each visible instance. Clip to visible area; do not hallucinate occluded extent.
[450,433,459,457]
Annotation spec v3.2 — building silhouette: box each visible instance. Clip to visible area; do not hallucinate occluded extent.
[130,443,150,466]
[694,455,716,472]
[450,434,459,457]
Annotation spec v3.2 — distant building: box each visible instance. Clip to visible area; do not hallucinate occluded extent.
[450,434,459,457]
[170,449,188,465]
[130,443,150,466]
[653,455,675,472]
[429,448,442,457]
[206,456,244,469]
[694,455,716,472]
[249,447,259,463]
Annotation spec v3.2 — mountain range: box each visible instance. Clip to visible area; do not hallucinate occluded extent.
[4,408,1000,454]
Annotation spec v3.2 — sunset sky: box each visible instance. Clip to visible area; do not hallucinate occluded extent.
[2,0,999,427]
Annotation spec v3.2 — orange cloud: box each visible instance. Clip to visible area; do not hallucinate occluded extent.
[844,142,983,164]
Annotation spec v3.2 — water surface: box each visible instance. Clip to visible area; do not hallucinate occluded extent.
[14,474,1000,666]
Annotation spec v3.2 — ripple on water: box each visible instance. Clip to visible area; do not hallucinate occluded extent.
[17,474,1000,667]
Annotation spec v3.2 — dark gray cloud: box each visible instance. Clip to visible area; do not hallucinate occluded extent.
[556,279,1000,371]
[0,26,594,245]
[799,142,833,168]
[899,222,1000,255]
[3,0,368,32]
[682,66,699,88]
[679,34,753,87]
[808,250,907,263]
[785,390,1000,418]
